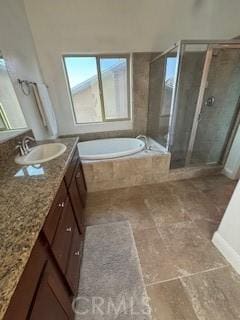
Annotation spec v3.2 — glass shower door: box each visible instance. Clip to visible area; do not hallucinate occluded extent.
[147,47,178,148]
[189,47,240,166]
[169,43,208,168]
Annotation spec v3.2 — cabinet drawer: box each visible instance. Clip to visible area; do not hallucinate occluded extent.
[43,181,67,244]
[66,227,83,294]
[52,197,75,274]
[65,148,79,188]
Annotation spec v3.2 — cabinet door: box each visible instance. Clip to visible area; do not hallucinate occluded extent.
[75,164,87,207]
[66,226,83,295]
[52,197,75,274]
[29,260,73,320]
[43,181,67,244]
[69,176,85,234]
[4,238,47,320]
[64,148,79,188]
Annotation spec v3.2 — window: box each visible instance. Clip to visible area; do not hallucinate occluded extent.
[63,55,130,124]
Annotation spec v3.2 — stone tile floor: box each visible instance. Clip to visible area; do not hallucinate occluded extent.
[86,174,240,319]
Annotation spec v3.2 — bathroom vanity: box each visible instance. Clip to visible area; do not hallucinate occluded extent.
[0,136,87,320]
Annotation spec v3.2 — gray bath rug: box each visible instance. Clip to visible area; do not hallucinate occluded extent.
[74,221,152,320]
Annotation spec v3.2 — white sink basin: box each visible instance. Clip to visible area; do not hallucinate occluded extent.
[15,143,67,165]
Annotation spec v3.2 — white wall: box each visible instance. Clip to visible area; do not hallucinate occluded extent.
[23,0,240,135]
[213,180,240,274]
[0,0,50,140]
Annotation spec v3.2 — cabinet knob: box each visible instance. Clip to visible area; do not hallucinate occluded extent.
[74,251,80,256]
[66,227,72,232]
[58,201,65,207]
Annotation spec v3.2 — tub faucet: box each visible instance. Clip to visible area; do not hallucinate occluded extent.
[21,136,35,155]
[136,135,148,149]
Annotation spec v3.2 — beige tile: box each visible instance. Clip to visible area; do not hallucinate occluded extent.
[85,204,126,226]
[86,189,117,207]
[144,182,173,199]
[190,175,236,192]
[86,195,155,231]
[179,189,221,222]
[87,184,150,207]
[111,198,156,231]
[152,154,170,173]
[167,180,199,198]
[82,162,94,183]
[133,228,179,284]
[92,161,114,181]
[145,193,190,226]
[158,221,227,277]
[168,166,222,182]
[194,219,219,240]
[181,267,240,320]
[203,183,236,211]
[113,157,152,179]
[147,280,198,320]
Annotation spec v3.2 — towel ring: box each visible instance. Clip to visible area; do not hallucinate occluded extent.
[17,79,35,96]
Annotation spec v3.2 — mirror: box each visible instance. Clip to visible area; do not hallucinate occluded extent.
[0,53,27,141]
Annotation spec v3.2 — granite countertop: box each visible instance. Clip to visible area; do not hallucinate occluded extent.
[0,137,78,319]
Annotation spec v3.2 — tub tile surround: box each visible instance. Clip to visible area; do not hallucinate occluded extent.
[85,175,240,319]
[82,146,223,192]
[82,150,171,192]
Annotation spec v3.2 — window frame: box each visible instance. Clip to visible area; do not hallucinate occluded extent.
[63,54,131,125]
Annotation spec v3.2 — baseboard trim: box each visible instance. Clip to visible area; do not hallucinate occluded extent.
[212,231,240,274]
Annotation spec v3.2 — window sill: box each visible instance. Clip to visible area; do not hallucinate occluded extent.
[71,120,133,134]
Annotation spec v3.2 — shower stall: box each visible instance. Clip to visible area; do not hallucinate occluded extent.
[147,40,240,169]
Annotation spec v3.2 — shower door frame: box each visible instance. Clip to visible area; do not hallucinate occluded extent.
[184,41,240,166]
[149,41,183,150]
[166,41,185,150]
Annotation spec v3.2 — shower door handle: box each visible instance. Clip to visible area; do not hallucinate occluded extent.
[205,96,215,107]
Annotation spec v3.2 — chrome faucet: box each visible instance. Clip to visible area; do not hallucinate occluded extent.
[16,136,35,156]
[136,135,148,149]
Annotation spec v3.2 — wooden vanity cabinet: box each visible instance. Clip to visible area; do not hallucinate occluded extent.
[4,146,87,319]
[43,147,86,295]
[50,195,83,295]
